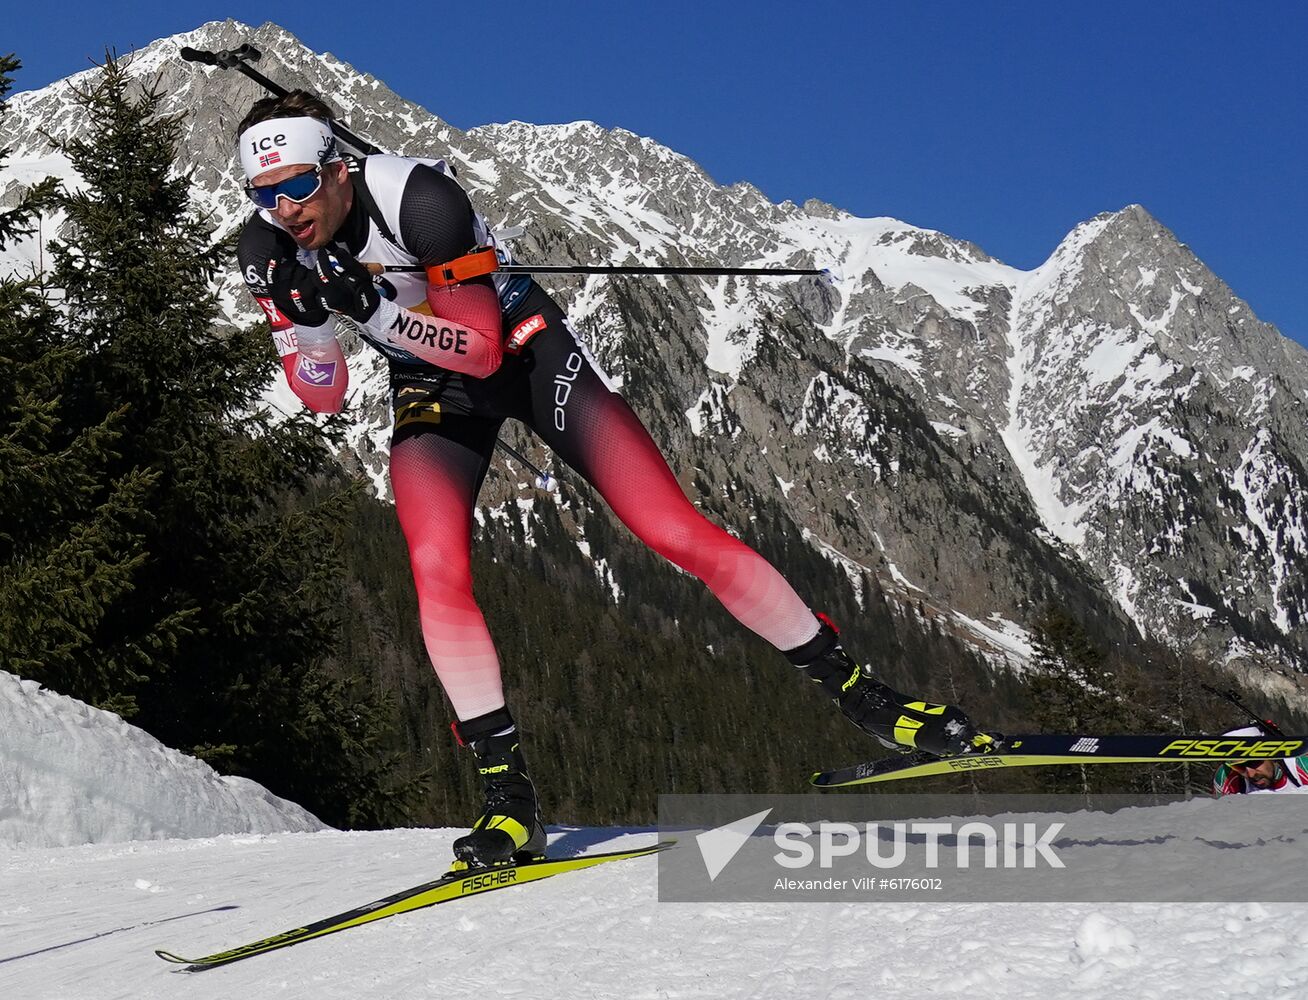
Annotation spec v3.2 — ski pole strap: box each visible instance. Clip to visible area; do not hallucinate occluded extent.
[425,247,501,287]
[361,247,500,286]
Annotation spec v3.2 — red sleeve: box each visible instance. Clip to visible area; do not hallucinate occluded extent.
[365,278,504,378]
[424,276,503,377]
[392,162,505,377]
[238,214,347,411]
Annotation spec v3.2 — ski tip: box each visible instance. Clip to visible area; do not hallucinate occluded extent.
[157,948,225,970]
[556,839,676,862]
[557,839,676,859]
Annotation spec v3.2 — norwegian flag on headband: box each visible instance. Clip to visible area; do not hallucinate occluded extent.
[259,151,282,168]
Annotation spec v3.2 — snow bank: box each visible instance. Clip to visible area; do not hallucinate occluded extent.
[0,670,326,849]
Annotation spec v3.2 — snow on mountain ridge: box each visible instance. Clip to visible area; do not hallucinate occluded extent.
[4,21,1307,684]
[1001,205,1308,664]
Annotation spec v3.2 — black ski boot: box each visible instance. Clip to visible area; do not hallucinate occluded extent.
[450,708,547,868]
[786,615,980,757]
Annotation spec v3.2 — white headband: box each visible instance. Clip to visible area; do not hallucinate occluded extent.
[238,116,341,180]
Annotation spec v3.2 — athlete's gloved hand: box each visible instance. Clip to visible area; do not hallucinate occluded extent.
[267,258,330,327]
[315,248,380,323]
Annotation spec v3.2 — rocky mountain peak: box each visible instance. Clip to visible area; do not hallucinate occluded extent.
[3,22,1305,700]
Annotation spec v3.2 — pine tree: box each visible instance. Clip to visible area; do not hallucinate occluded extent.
[1028,611,1116,732]
[0,54,161,709]
[1026,609,1170,795]
[0,55,58,248]
[2,52,412,828]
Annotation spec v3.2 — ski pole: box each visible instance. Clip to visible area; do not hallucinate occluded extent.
[485,436,557,492]
[189,41,822,485]
[185,43,836,285]
[1200,683,1284,736]
[180,44,381,157]
[383,262,834,282]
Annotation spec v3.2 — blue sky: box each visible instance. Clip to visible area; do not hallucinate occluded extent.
[8,2,1306,347]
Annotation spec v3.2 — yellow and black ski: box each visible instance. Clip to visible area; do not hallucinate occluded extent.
[810,733,1308,787]
[156,840,674,970]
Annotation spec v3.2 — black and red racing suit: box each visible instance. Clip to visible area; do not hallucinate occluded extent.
[238,154,822,721]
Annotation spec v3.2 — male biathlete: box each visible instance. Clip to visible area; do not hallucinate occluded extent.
[1212,726,1308,796]
[233,91,984,867]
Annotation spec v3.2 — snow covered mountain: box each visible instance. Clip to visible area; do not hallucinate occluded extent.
[3,19,1306,698]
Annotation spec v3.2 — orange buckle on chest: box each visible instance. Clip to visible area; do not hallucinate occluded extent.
[425,246,501,288]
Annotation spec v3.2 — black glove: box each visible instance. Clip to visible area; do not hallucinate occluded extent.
[315,248,380,323]
[266,258,330,327]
